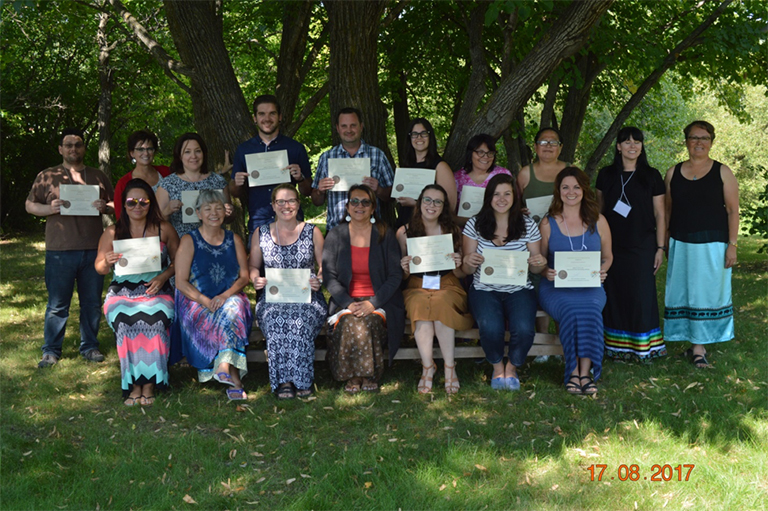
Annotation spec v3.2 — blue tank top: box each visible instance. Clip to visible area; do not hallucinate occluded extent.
[545,215,601,267]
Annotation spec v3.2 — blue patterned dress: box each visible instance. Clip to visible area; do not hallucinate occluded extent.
[255,223,327,391]
[174,229,252,382]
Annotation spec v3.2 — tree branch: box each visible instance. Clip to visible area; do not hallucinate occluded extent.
[284,82,330,137]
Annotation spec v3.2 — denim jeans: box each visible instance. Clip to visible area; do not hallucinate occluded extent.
[43,250,104,357]
[468,285,537,367]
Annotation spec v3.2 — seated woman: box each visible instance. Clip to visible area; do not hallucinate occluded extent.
[322,184,404,393]
[539,167,613,395]
[396,184,473,394]
[462,174,546,391]
[250,184,327,400]
[96,179,179,406]
[174,189,252,400]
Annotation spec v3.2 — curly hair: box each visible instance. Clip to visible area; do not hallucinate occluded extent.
[548,167,600,233]
[405,184,461,251]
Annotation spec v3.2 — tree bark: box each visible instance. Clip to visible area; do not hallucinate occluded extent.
[559,52,604,164]
[539,74,561,131]
[97,10,114,176]
[392,70,409,165]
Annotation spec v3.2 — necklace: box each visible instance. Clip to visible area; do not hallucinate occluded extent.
[562,216,587,251]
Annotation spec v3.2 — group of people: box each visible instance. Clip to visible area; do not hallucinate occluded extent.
[26,92,739,404]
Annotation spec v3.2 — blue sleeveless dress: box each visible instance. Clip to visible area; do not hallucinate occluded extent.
[539,216,606,384]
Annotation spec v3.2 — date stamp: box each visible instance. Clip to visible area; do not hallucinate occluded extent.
[586,464,695,482]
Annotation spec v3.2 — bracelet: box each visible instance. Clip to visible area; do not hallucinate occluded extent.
[729,241,738,248]
[657,246,667,251]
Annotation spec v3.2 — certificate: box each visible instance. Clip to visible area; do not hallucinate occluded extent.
[328,158,370,192]
[392,167,435,200]
[112,236,162,277]
[181,189,224,223]
[406,234,455,274]
[265,268,311,303]
[554,251,601,288]
[479,249,529,287]
[245,150,290,187]
[59,184,100,216]
[457,186,485,218]
[526,195,552,224]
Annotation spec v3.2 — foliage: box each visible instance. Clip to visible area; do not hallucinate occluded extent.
[744,166,768,252]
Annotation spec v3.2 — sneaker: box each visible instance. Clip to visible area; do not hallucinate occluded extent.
[38,353,59,368]
[83,349,105,362]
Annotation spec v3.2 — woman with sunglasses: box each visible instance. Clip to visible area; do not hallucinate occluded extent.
[395,118,457,228]
[323,184,404,393]
[113,130,171,220]
[250,184,327,400]
[96,179,180,406]
[396,184,472,394]
[454,134,512,225]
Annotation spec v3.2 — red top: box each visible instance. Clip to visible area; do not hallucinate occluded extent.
[349,246,375,298]
[113,165,171,219]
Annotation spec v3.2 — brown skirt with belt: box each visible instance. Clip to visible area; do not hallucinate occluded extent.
[403,273,474,331]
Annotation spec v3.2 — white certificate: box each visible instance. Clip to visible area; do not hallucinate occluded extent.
[245,150,290,187]
[554,251,601,288]
[480,249,529,287]
[112,236,162,277]
[406,234,455,274]
[457,186,485,218]
[59,184,100,216]
[181,189,224,223]
[392,167,435,200]
[526,195,552,224]
[265,268,311,303]
[328,158,370,192]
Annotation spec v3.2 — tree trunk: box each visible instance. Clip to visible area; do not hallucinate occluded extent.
[97,11,113,177]
[559,52,604,164]
[392,70,409,166]
[539,74,561,131]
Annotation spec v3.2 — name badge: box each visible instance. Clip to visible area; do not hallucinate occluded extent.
[422,274,441,290]
[613,199,631,218]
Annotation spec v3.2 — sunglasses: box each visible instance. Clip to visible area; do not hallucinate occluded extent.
[125,197,151,208]
[349,198,373,207]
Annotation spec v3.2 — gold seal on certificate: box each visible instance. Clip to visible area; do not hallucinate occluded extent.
[112,236,162,277]
[59,184,100,216]
[245,150,290,187]
[554,251,601,288]
[391,167,436,200]
[181,189,224,223]
[526,195,552,223]
[406,234,455,274]
[479,249,528,286]
[328,158,370,192]
[265,268,311,303]
[457,186,485,218]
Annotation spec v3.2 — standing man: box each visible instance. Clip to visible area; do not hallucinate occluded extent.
[26,128,114,368]
[231,94,312,237]
[311,107,394,231]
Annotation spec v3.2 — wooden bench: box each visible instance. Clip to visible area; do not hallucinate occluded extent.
[246,311,562,363]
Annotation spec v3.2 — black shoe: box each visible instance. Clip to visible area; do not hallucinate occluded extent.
[83,349,105,362]
[38,353,59,368]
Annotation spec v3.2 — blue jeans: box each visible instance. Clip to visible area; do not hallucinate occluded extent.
[43,250,104,357]
[468,286,537,367]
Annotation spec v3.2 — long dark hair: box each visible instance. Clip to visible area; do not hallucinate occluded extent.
[609,126,651,186]
[115,179,164,240]
[345,184,387,241]
[475,174,525,243]
[406,184,461,251]
[462,133,497,174]
[401,118,441,169]
[548,167,600,233]
[170,132,209,175]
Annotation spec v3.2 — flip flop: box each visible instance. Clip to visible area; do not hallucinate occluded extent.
[344,379,362,394]
[361,379,379,393]
[140,395,155,407]
[227,388,247,401]
[124,396,140,407]
[296,387,314,398]
[214,372,236,387]
[276,383,296,400]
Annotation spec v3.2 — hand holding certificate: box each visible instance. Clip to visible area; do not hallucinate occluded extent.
[480,249,529,287]
[59,184,100,216]
[112,236,162,276]
[457,186,485,218]
[245,150,290,187]
[553,251,601,288]
[526,195,552,223]
[328,158,370,192]
[265,268,312,303]
[392,168,436,200]
[406,234,456,274]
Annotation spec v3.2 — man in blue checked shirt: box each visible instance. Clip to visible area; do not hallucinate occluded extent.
[311,107,393,231]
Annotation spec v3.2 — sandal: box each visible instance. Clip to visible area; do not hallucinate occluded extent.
[684,348,709,368]
[139,395,155,407]
[296,387,314,398]
[418,363,437,394]
[276,383,296,400]
[565,374,582,395]
[124,396,140,407]
[344,378,362,394]
[444,363,460,394]
[361,378,379,393]
[579,376,598,396]
[227,388,247,401]
[214,372,236,387]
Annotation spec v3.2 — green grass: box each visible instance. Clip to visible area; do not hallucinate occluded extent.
[1,233,766,510]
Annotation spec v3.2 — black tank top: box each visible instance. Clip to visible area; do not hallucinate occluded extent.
[669,161,728,243]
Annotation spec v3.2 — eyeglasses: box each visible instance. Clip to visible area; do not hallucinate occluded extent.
[349,198,373,207]
[133,147,156,153]
[274,198,299,206]
[536,140,561,147]
[687,136,711,142]
[62,143,84,149]
[409,130,431,139]
[421,197,444,207]
[125,198,151,208]
[474,150,496,158]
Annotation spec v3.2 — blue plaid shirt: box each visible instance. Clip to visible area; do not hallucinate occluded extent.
[312,140,393,231]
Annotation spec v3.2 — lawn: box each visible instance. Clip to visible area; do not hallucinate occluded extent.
[1,233,766,510]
